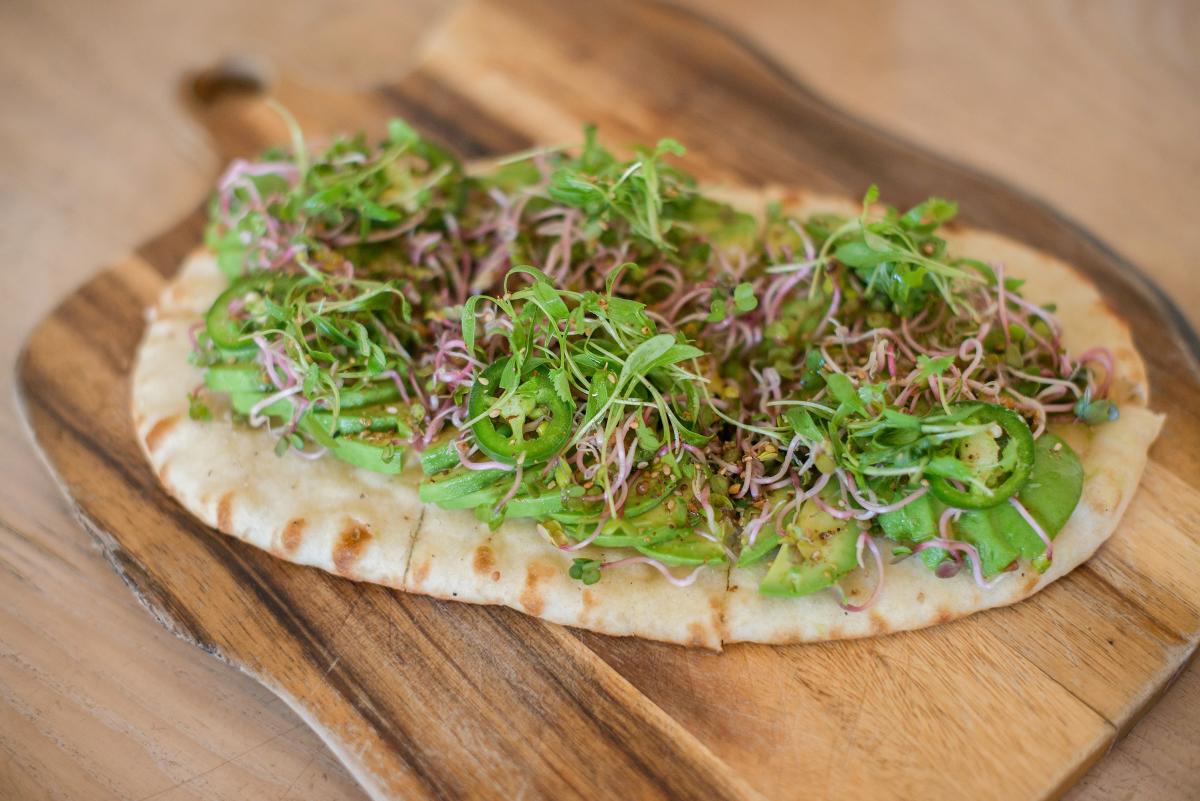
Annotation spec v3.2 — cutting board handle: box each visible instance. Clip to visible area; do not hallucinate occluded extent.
[180,56,395,166]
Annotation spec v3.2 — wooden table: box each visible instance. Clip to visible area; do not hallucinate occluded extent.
[2,1,1196,798]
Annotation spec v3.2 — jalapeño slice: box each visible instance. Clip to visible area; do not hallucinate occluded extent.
[468,357,572,466]
[927,403,1035,510]
[205,272,294,355]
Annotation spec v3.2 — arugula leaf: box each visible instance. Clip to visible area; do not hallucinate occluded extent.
[623,334,677,380]
[646,343,705,372]
[834,240,893,269]
[785,407,825,443]
[825,373,866,415]
[881,408,922,430]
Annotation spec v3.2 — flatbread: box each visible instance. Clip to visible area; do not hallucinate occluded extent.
[131,187,1162,649]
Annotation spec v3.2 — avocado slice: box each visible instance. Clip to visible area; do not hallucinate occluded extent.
[954,508,1019,577]
[418,464,509,504]
[502,490,563,518]
[315,381,402,410]
[758,498,860,597]
[205,362,271,393]
[591,500,689,548]
[737,529,782,568]
[229,391,297,418]
[875,490,949,571]
[636,534,727,567]
[591,524,686,550]
[989,432,1084,559]
[322,428,406,474]
[1018,432,1084,533]
[309,403,409,435]
[549,474,681,527]
[228,386,405,421]
[735,490,789,567]
[877,490,938,541]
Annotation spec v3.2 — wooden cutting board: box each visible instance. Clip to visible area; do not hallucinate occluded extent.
[17,1,1200,798]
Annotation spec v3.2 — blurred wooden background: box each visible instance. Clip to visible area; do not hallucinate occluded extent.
[2,1,1196,798]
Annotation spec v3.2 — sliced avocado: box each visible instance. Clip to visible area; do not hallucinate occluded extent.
[315,381,402,410]
[590,523,685,549]
[875,490,948,571]
[624,473,682,518]
[878,491,937,541]
[758,499,860,597]
[955,509,1019,577]
[328,437,404,474]
[206,363,270,393]
[1016,433,1084,534]
[420,434,460,475]
[230,391,297,419]
[737,529,782,567]
[309,403,410,435]
[590,499,689,548]
[324,428,406,475]
[418,464,509,504]
[986,503,1037,560]
[990,433,1084,559]
[735,491,789,568]
[636,533,726,567]
[502,490,564,518]
[550,474,681,528]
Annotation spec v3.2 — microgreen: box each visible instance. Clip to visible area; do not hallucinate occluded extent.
[569,558,603,585]
[547,125,691,251]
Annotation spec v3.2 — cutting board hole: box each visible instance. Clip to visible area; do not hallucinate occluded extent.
[190,57,270,105]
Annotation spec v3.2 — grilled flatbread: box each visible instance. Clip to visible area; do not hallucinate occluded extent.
[132,187,1161,649]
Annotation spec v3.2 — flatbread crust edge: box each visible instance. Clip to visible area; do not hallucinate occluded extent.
[130,186,1162,650]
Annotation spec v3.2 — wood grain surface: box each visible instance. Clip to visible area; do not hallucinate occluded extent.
[4,1,1198,800]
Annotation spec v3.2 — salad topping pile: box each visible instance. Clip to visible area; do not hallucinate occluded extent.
[191,114,1117,607]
